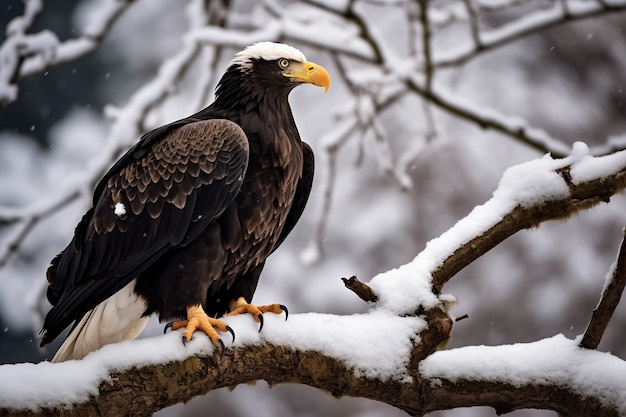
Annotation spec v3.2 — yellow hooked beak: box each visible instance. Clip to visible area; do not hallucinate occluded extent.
[283,61,330,92]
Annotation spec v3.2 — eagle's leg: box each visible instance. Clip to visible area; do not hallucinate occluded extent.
[225,297,288,332]
[169,304,234,349]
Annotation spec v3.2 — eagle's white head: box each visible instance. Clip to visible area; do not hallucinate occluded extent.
[230,42,307,71]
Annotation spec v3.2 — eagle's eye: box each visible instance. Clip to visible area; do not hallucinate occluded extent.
[278,59,290,69]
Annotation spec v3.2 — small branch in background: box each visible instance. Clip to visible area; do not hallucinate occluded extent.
[558,0,571,16]
[188,0,230,109]
[430,152,626,292]
[394,99,439,190]
[0,0,134,110]
[455,314,469,322]
[0,190,82,268]
[417,0,434,91]
[342,275,378,302]
[474,0,529,10]
[406,79,572,157]
[462,0,482,49]
[434,1,626,68]
[579,223,626,350]
[345,0,384,64]
[0,0,45,109]
[301,118,356,264]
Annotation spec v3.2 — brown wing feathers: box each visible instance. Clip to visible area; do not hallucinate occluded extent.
[41,119,249,345]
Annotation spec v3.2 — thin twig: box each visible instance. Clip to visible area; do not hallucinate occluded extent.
[0,190,82,268]
[342,275,378,302]
[462,0,482,49]
[579,224,626,350]
[435,1,626,68]
[418,0,434,91]
[194,0,231,110]
[0,0,134,109]
[405,79,572,157]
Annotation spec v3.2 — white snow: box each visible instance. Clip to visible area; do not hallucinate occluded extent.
[0,311,425,410]
[570,148,626,185]
[570,141,590,162]
[369,263,439,316]
[114,202,126,217]
[191,24,282,53]
[492,153,571,208]
[229,311,425,381]
[417,84,572,157]
[420,334,626,414]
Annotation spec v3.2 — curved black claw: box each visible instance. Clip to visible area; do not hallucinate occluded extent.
[256,314,264,333]
[164,322,173,334]
[182,335,188,346]
[280,304,289,321]
[218,338,225,355]
[226,325,235,343]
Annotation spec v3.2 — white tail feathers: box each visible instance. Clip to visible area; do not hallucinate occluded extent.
[52,280,149,363]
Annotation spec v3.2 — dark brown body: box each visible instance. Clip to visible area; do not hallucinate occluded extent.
[135,106,309,319]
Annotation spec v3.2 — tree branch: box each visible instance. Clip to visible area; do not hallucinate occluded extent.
[2,309,623,417]
[431,150,626,292]
[0,0,134,110]
[434,1,626,68]
[0,190,82,268]
[342,275,377,302]
[406,79,572,157]
[579,222,626,349]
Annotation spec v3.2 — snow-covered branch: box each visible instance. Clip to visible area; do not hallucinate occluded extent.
[3,146,626,416]
[405,79,573,157]
[3,322,624,416]
[434,0,626,68]
[430,143,626,291]
[420,334,626,416]
[0,306,451,417]
[0,0,133,109]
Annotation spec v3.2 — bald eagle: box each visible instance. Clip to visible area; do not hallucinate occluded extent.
[41,42,330,362]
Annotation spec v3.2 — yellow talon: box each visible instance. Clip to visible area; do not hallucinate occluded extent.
[225,297,288,331]
[168,304,234,348]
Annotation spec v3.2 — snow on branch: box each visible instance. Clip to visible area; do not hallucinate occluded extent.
[313,0,626,177]
[420,334,626,416]
[296,0,626,260]
[429,142,626,292]
[0,0,133,109]
[405,79,573,157]
[433,0,626,67]
[3,143,626,417]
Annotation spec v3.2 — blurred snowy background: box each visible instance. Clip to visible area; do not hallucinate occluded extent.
[1,0,625,416]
